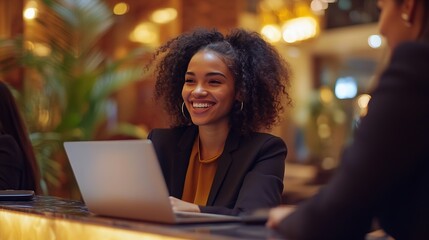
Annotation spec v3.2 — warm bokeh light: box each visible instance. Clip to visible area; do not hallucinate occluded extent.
[33,43,52,57]
[357,93,371,116]
[129,22,159,45]
[23,0,38,20]
[310,0,328,12]
[357,94,371,109]
[368,34,382,48]
[113,2,129,15]
[261,24,282,43]
[317,114,331,139]
[24,41,51,57]
[282,17,319,43]
[23,8,37,20]
[150,8,178,24]
[318,123,331,139]
[259,0,320,43]
[320,86,334,104]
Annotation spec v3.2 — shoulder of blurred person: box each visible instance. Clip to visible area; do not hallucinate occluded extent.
[0,134,25,189]
[374,41,429,91]
[0,81,40,193]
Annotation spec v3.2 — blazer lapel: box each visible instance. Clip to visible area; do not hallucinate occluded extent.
[206,129,241,205]
[170,126,198,198]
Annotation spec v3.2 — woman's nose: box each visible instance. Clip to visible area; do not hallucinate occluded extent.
[192,85,208,97]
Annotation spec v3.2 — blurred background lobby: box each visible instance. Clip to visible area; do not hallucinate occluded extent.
[0,0,385,203]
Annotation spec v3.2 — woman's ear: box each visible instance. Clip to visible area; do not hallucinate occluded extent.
[401,0,417,24]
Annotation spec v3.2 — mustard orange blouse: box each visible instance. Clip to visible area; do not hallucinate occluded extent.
[182,137,220,206]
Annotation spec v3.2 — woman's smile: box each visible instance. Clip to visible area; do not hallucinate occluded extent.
[192,101,214,110]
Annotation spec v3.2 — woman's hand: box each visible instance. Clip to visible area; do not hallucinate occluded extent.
[169,196,201,213]
[266,205,296,229]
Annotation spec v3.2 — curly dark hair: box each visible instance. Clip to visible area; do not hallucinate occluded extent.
[152,28,291,133]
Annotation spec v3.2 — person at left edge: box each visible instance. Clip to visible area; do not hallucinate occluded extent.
[0,81,41,193]
[147,28,292,216]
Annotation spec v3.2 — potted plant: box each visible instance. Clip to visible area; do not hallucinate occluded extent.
[0,0,150,197]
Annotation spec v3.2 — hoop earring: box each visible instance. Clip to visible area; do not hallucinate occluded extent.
[401,13,412,27]
[240,101,244,111]
[181,102,188,119]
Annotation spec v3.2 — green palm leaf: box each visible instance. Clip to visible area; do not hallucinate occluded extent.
[1,0,152,196]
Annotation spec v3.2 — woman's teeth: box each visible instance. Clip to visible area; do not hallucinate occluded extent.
[193,102,212,108]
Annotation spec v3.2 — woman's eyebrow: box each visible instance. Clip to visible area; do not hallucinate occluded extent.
[185,71,227,79]
[206,72,227,79]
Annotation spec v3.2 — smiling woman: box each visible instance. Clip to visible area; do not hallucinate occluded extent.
[146,28,292,216]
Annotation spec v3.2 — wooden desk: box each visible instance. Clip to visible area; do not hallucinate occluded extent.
[0,196,280,240]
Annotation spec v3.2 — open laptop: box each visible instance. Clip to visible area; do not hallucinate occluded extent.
[63,139,241,224]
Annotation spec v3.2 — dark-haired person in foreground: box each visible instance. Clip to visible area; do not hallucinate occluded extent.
[0,81,40,193]
[267,0,429,239]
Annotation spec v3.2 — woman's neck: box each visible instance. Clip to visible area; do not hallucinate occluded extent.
[198,124,230,160]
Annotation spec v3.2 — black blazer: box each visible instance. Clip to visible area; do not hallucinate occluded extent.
[276,42,429,239]
[148,125,287,216]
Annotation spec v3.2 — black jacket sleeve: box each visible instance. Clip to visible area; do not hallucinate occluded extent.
[0,134,24,190]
